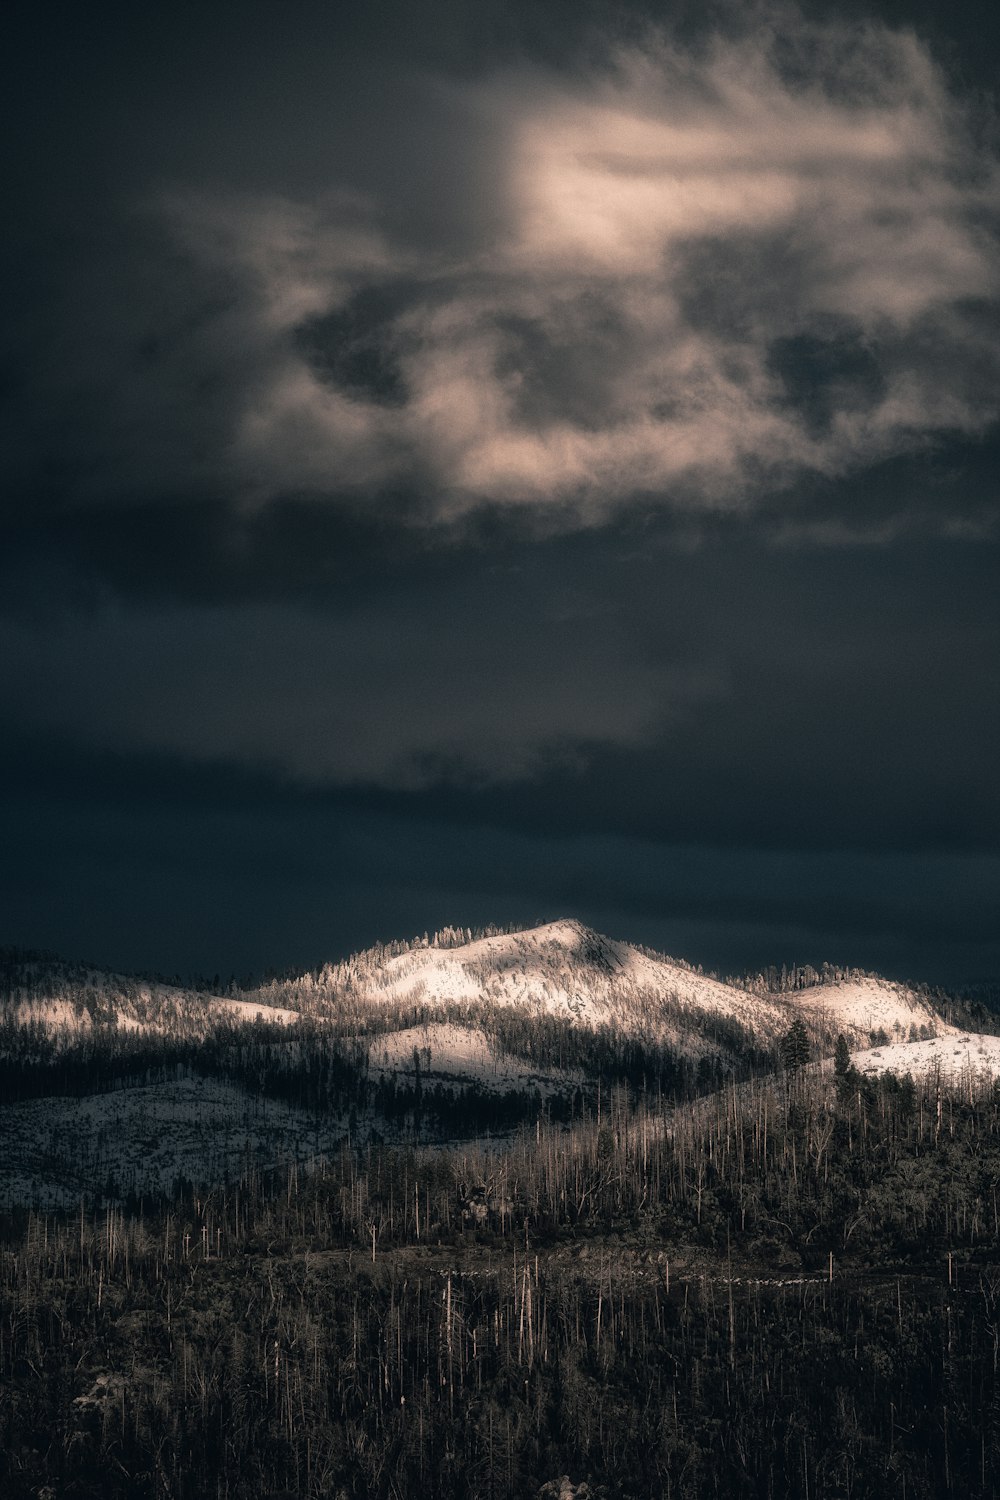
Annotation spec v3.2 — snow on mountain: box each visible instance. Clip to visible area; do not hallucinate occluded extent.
[345,919,623,1021]
[1,955,302,1035]
[2,921,962,1068]
[367,1020,583,1093]
[782,975,945,1047]
[248,918,951,1059]
[253,918,795,1050]
[1,925,987,1211]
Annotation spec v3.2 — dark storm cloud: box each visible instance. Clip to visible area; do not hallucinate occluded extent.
[2,526,995,856]
[2,746,997,985]
[0,533,704,785]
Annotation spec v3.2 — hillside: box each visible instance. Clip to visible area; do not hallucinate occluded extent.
[1,920,997,1216]
[850,1030,1000,1080]
[241,917,950,1060]
[0,952,301,1035]
[2,920,957,1071]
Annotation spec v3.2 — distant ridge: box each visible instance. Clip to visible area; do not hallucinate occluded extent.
[3,919,961,1065]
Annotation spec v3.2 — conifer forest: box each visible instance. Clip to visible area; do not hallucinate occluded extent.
[3,936,1000,1499]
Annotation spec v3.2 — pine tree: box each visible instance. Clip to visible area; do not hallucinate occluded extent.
[780,1016,811,1071]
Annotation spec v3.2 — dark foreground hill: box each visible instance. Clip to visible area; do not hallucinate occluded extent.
[2,1062,999,1499]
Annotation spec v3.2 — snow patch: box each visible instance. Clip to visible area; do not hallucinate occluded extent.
[368,1021,581,1091]
[851,1032,1000,1079]
[790,976,945,1040]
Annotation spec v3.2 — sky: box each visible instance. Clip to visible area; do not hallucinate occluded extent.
[2,0,998,987]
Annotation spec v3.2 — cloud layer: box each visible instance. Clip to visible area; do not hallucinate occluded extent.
[3,523,995,824]
[142,14,999,526]
[0,591,692,785]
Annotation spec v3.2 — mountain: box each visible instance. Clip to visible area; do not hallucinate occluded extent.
[242,916,950,1058]
[1,918,960,1062]
[2,921,997,1211]
[0,951,301,1034]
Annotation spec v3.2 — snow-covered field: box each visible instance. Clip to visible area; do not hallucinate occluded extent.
[210,995,302,1025]
[8,989,302,1034]
[367,1020,582,1093]
[851,1032,1000,1080]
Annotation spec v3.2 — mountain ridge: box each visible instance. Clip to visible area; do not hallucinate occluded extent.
[4,919,1000,1212]
[1,918,960,1061]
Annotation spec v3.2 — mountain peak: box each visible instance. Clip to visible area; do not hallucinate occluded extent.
[520,918,589,944]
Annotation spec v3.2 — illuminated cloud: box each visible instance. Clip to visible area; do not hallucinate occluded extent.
[159,12,999,525]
